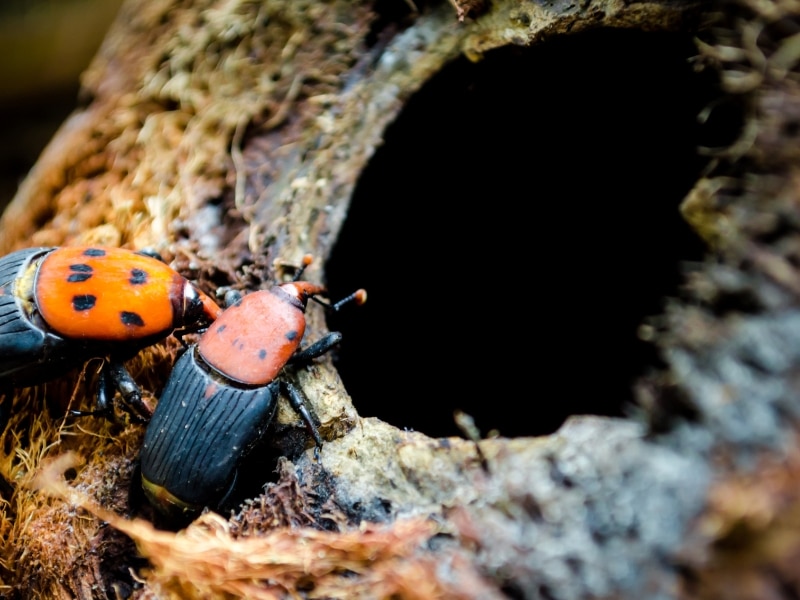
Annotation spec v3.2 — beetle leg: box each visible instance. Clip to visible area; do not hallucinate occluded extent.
[96,364,117,418]
[70,363,116,421]
[106,360,151,423]
[289,332,343,367]
[223,289,243,308]
[172,329,192,350]
[70,360,150,424]
[280,380,323,456]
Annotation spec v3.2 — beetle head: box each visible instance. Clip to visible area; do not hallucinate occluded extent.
[178,282,223,331]
[280,281,328,310]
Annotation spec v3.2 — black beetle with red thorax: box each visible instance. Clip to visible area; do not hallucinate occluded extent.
[139,255,366,518]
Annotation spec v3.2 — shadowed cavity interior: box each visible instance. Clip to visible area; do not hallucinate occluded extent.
[328,27,735,439]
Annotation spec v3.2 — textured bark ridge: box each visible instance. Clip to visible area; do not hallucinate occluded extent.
[3,0,793,599]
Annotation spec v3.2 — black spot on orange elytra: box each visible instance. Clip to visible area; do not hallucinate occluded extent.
[285,330,298,341]
[72,295,96,311]
[67,264,93,283]
[258,349,267,360]
[129,269,148,285]
[120,311,145,327]
[83,248,106,257]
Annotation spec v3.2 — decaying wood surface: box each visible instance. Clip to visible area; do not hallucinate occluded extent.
[6,0,800,598]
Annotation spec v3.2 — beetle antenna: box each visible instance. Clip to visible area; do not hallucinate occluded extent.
[311,288,367,312]
[291,254,315,282]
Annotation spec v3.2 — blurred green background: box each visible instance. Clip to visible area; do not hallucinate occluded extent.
[0,0,123,213]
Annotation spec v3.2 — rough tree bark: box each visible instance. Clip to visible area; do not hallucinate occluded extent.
[2,0,793,599]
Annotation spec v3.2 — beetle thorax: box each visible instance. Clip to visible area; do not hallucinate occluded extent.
[197,289,306,386]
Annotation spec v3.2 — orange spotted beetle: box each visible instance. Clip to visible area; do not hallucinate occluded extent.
[139,255,365,517]
[0,246,222,423]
